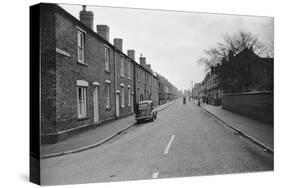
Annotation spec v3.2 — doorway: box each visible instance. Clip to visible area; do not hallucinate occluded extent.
[116,92,120,117]
[93,86,99,123]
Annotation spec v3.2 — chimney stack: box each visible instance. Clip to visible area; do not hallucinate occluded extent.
[146,64,151,71]
[139,54,146,67]
[79,5,94,30]
[127,50,135,61]
[114,38,123,51]
[96,25,110,41]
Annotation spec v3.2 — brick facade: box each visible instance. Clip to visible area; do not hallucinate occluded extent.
[40,5,57,143]
[222,92,273,123]
[158,74,180,104]
[39,4,162,144]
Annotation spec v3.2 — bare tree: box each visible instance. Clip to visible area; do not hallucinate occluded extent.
[220,30,266,56]
[198,47,224,72]
[264,33,274,57]
[198,30,267,71]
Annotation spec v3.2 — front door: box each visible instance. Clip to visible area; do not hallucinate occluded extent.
[93,86,99,123]
[116,93,120,117]
[131,94,134,113]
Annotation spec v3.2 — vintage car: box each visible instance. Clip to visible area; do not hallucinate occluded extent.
[135,100,157,123]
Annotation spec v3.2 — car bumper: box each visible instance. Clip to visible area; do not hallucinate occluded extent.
[136,116,152,120]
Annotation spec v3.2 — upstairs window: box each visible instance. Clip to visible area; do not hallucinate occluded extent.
[128,61,131,79]
[120,56,124,77]
[77,29,85,64]
[105,47,110,72]
[136,67,139,81]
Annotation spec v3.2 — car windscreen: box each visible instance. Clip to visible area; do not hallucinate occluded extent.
[138,103,149,110]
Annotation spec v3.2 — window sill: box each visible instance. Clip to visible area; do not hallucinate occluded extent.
[105,70,110,73]
[121,105,125,108]
[77,61,88,66]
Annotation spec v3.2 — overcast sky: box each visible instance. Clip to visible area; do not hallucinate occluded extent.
[60,3,273,91]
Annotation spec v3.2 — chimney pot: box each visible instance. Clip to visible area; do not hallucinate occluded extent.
[82,5,86,11]
[79,5,94,30]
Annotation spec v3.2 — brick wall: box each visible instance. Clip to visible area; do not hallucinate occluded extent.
[115,53,134,117]
[54,11,116,132]
[40,4,160,144]
[222,91,273,124]
[40,4,57,137]
[135,65,145,103]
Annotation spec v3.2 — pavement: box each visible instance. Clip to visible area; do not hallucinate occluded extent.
[200,103,273,152]
[41,100,176,158]
[41,100,273,185]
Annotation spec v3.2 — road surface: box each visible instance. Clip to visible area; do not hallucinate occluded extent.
[41,100,273,185]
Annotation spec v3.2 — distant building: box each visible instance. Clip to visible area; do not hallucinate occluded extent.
[158,74,180,104]
[197,47,273,106]
[135,55,159,106]
[192,83,201,99]
[183,90,190,97]
[202,66,223,105]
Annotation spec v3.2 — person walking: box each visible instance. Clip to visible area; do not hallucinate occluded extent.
[200,97,203,106]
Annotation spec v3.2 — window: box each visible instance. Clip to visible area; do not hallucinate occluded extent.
[77,80,88,118]
[120,56,124,77]
[121,85,125,107]
[105,47,110,72]
[105,83,110,108]
[128,61,131,79]
[136,67,139,81]
[139,103,148,110]
[128,86,131,106]
[137,88,140,102]
[77,87,87,118]
[77,29,85,63]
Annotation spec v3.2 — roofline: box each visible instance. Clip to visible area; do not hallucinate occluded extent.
[52,3,157,75]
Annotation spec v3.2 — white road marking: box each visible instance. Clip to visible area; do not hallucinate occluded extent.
[164,134,175,154]
[152,172,159,179]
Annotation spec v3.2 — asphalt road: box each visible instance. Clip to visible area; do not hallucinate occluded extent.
[41,100,273,185]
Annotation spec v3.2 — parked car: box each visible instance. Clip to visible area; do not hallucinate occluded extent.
[135,100,157,123]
